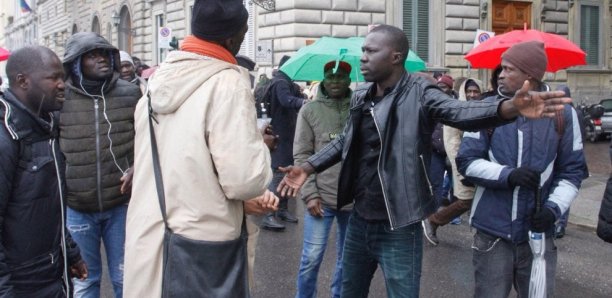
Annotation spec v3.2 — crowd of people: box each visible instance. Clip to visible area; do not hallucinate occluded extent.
[0,0,610,297]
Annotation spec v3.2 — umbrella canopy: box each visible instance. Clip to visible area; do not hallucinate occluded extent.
[0,47,10,62]
[280,36,426,82]
[464,28,586,72]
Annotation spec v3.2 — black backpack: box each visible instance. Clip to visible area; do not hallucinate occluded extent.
[254,76,274,118]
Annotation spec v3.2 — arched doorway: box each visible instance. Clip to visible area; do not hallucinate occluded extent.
[118,6,132,52]
[92,16,100,34]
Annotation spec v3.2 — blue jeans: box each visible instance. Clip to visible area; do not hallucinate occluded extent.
[296,207,351,298]
[67,205,127,298]
[341,212,423,298]
[472,230,557,298]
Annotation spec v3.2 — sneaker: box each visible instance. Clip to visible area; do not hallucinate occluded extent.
[450,217,462,225]
[261,214,285,231]
[422,218,439,246]
[277,209,298,223]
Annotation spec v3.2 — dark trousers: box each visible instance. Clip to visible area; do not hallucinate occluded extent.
[430,151,449,208]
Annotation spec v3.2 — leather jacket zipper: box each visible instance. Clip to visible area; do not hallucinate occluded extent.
[51,137,71,295]
[94,98,103,212]
[370,105,395,229]
[419,154,434,196]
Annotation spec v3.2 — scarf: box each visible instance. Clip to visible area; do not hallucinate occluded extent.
[180,35,237,65]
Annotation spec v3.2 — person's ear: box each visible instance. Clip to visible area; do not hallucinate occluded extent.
[16,73,29,90]
[391,52,403,65]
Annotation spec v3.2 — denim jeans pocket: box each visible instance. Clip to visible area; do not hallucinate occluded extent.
[471,231,501,253]
[383,222,417,234]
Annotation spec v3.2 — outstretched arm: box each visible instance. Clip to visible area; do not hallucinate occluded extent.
[499,80,571,120]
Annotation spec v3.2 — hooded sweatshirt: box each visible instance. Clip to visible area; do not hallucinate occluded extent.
[124,50,272,297]
[293,84,352,210]
[60,32,142,212]
[443,78,485,201]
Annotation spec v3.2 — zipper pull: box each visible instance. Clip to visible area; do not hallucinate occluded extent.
[50,253,54,264]
[94,98,99,109]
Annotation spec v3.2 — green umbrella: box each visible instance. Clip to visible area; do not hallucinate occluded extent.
[279,36,426,82]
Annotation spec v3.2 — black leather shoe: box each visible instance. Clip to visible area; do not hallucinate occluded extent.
[555,225,565,239]
[277,209,298,223]
[261,214,285,231]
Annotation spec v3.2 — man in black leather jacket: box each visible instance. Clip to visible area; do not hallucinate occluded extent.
[277,25,571,297]
[0,46,87,297]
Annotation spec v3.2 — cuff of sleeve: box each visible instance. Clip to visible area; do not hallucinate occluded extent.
[544,201,561,221]
[497,98,518,122]
[302,193,321,203]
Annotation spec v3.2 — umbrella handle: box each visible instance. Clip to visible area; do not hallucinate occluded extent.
[535,187,542,214]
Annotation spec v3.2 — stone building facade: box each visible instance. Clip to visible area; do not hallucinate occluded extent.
[3,0,612,102]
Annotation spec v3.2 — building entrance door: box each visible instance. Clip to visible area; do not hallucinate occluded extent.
[492,0,532,34]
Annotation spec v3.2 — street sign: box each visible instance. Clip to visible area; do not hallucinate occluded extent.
[255,39,273,64]
[158,27,172,49]
[473,29,495,48]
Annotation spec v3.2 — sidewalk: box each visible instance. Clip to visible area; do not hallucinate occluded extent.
[570,173,607,228]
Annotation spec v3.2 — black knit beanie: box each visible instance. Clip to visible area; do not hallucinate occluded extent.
[501,41,548,81]
[191,0,249,41]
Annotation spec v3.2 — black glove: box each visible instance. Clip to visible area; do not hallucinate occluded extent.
[507,167,540,189]
[531,208,556,232]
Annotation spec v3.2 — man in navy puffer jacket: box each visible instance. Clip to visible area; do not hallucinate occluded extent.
[457,41,586,298]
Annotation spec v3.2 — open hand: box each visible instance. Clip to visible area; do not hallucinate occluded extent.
[511,80,571,119]
[277,165,309,197]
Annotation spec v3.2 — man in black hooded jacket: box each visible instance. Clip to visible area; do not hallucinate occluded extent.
[60,32,141,297]
[0,46,87,297]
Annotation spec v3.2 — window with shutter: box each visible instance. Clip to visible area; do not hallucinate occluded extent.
[402,0,429,62]
[579,4,600,66]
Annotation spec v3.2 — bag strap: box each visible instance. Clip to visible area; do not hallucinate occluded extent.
[147,92,170,231]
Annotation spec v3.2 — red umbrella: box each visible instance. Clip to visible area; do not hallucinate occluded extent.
[465,27,586,72]
[0,47,10,61]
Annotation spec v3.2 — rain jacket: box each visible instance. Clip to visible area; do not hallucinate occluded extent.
[123,50,272,297]
[60,33,141,212]
[443,78,485,201]
[293,84,352,210]
[456,86,586,243]
[307,72,512,229]
[0,91,81,297]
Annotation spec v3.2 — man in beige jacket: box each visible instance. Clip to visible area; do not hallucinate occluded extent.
[124,0,274,296]
[423,78,484,245]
